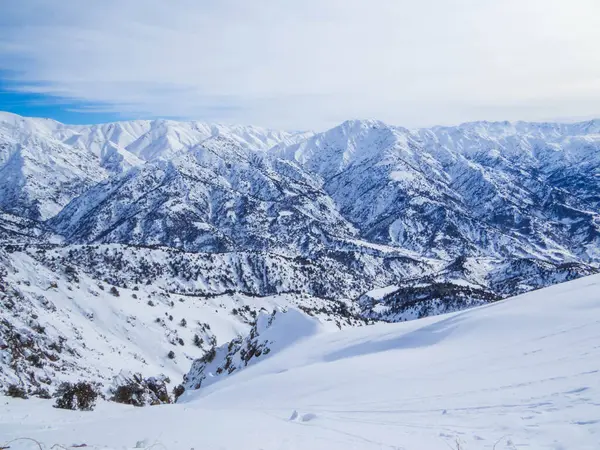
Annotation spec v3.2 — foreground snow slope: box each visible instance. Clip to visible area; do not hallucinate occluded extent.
[0,249,364,394]
[3,274,600,449]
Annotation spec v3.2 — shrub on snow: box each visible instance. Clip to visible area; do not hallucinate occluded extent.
[6,384,28,399]
[173,384,185,402]
[110,373,171,406]
[54,381,99,411]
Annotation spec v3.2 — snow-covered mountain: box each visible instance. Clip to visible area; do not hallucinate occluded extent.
[1,112,600,399]
[49,140,355,254]
[3,112,598,264]
[1,112,599,306]
[276,119,600,261]
[0,112,310,220]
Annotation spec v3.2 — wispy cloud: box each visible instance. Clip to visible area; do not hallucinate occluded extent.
[1,0,599,128]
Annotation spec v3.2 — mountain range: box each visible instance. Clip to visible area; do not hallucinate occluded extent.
[1,110,599,395]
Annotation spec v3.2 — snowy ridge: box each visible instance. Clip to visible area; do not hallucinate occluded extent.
[20,244,428,299]
[182,308,324,392]
[0,112,310,220]
[275,118,600,261]
[48,143,356,255]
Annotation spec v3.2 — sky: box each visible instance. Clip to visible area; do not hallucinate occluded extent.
[0,0,599,130]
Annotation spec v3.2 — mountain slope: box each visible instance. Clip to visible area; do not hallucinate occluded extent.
[0,209,62,245]
[276,119,600,261]
[49,137,356,254]
[0,112,309,220]
[0,115,111,220]
[3,271,600,450]
[0,247,365,396]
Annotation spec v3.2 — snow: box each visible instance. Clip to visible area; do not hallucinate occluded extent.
[0,113,309,221]
[274,117,600,264]
[2,112,600,314]
[2,273,600,449]
[182,308,325,392]
[390,170,417,183]
[362,284,400,300]
[0,249,362,395]
[2,111,600,448]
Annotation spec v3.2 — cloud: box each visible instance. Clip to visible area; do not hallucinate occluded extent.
[1,0,599,129]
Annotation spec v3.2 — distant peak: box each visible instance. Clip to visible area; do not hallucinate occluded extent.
[337,118,390,130]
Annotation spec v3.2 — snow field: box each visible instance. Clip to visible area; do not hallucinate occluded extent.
[2,273,599,449]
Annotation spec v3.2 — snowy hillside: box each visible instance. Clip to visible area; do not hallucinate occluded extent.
[0,248,365,396]
[0,211,62,245]
[2,272,599,449]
